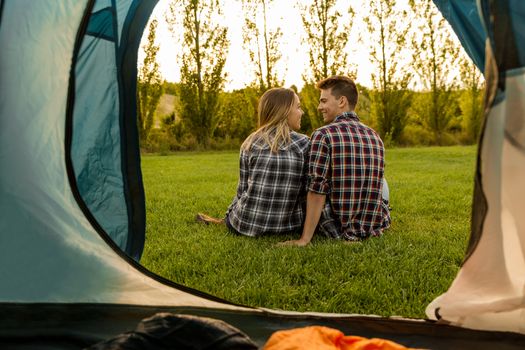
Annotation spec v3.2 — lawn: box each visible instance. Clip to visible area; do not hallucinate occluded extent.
[140,145,477,318]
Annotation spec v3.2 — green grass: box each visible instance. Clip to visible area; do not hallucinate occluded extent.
[140,146,477,318]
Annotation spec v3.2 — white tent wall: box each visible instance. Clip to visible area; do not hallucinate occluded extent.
[425,1,525,333]
[426,50,525,334]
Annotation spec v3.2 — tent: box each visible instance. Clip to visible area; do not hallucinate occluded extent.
[1,0,524,348]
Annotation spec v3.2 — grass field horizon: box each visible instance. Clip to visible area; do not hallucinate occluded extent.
[140,145,477,318]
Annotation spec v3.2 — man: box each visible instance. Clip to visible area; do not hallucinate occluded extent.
[279,75,390,246]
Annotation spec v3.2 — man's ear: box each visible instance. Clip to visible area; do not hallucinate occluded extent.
[338,95,348,109]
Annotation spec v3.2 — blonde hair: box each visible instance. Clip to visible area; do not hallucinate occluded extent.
[242,88,296,153]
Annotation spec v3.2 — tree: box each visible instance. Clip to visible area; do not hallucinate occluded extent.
[409,0,461,145]
[214,87,258,142]
[298,83,319,134]
[299,0,356,131]
[363,0,412,144]
[137,19,163,143]
[458,55,484,144]
[355,84,373,125]
[166,0,229,147]
[300,0,356,83]
[242,0,284,92]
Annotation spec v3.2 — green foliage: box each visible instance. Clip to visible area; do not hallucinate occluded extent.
[363,0,413,145]
[142,128,175,155]
[242,0,283,92]
[138,19,163,143]
[300,0,357,83]
[370,85,413,143]
[167,0,229,147]
[410,90,460,145]
[214,87,258,142]
[399,124,434,146]
[298,83,321,134]
[297,0,360,136]
[159,112,202,151]
[458,57,485,144]
[158,87,259,152]
[409,0,463,145]
[458,90,483,144]
[140,146,476,317]
[163,81,178,95]
[139,0,484,151]
[355,84,373,125]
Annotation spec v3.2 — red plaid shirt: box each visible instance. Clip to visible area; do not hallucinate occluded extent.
[308,112,391,240]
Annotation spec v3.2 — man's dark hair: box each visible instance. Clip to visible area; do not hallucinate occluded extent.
[316,75,358,108]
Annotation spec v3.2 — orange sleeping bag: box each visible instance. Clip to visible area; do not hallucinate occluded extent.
[263,326,421,350]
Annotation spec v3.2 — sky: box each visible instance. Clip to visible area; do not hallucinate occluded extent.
[138,0,464,91]
[140,0,375,90]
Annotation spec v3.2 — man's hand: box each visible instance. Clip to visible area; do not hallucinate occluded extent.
[276,239,310,247]
[276,192,326,247]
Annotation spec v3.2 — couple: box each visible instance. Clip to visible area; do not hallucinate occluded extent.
[197,75,391,246]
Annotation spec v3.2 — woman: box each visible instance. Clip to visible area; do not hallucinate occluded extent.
[196,87,310,237]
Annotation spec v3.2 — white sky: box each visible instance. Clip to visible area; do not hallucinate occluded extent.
[139,0,465,91]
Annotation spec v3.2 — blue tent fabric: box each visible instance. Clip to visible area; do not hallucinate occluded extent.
[117,0,158,258]
[86,7,116,41]
[71,0,156,261]
[432,0,486,71]
[434,0,525,74]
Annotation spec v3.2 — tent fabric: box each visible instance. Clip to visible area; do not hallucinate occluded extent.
[87,313,258,350]
[425,0,525,334]
[1,0,525,348]
[432,0,486,71]
[71,0,152,260]
[2,304,525,349]
[0,0,252,310]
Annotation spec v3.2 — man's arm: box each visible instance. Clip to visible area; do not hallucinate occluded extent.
[277,191,325,246]
[278,130,330,247]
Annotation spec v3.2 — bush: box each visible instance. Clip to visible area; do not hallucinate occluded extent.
[399,124,464,147]
[209,136,243,151]
[140,129,172,155]
[399,124,435,146]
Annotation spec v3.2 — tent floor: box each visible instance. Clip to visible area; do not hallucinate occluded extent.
[1,303,524,349]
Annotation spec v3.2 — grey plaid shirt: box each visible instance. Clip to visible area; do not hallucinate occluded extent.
[226,131,310,237]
